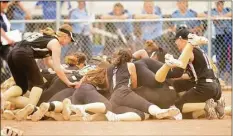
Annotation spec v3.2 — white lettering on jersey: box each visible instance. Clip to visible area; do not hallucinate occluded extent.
[25,33,43,42]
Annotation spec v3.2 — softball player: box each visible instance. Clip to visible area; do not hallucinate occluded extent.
[2,24,78,110]
[172,27,224,119]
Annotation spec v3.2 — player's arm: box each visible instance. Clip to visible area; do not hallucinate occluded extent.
[134,14,160,19]
[47,39,74,87]
[43,55,73,74]
[224,12,232,17]
[16,1,31,20]
[100,14,116,20]
[127,63,137,89]
[197,13,207,18]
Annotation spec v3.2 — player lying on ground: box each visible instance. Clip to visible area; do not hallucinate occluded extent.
[0,30,230,121]
[2,51,182,122]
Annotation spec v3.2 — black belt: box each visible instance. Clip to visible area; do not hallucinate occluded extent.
[197,78,216,83]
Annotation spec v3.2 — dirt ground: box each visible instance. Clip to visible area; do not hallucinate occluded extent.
[1,91,232,136]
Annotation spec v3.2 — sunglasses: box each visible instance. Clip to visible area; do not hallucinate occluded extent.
[2,1,9,3]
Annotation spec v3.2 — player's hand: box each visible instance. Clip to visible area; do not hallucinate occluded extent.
[66,82,79,88]
[74,81,82,88]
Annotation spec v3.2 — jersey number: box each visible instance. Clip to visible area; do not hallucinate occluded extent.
[25,33,43,42]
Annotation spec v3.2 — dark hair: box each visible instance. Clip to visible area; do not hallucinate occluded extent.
[153,47,167,63]
[112,49,132,66]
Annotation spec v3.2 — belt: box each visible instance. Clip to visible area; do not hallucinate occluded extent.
[197,78,215,83]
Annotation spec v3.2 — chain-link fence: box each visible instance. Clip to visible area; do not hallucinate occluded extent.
[1,0,232,87]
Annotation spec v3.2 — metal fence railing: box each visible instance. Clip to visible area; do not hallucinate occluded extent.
[1,0,232,87]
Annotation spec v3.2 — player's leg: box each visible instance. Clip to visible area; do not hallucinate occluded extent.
[133,86,177,109]
[111,86,180,119]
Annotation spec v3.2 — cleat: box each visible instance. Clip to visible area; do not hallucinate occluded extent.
[215,97,225,119]
[171,112,183,120]
[3,110,15,120]
[4,101,16,110]
[62,99,72,120]
[165,54,182,68]
[105,111,120,122]
[1,126,23,136]
[70,114,83,121]
[70,114,91,121]
[70,105,87,117]
[89,113,108,121]
[155,107,180,119]
[204,99,217,120]
[31,103,49,122]
[47,112,64,121]
[188,33,208,46]
[15,104,34,121]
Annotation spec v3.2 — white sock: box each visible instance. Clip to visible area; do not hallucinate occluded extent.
[148,105,162,115]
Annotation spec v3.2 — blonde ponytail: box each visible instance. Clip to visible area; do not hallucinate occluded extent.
[40,27,56,36]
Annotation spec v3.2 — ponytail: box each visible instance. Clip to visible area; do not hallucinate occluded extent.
[40,27,56,36]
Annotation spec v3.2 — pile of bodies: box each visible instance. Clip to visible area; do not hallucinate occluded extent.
[1,31,232,122]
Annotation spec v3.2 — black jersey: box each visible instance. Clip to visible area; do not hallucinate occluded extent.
[107,63,131,93]
[18,33,57,59]
[186,47,216,81]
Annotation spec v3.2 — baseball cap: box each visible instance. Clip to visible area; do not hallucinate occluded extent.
[174,27,190,40]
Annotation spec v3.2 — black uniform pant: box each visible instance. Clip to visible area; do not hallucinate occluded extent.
[7,47,44,94]
[49,84,112,112]
[38,73,83,105]
[110,86,154,120]
[133,85,177,109]
[135,58,184,88]
[38,76,67,105]
[173,79,222,111]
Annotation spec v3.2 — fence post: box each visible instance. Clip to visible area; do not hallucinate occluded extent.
[56,0,61,31]
[207,0,212,58]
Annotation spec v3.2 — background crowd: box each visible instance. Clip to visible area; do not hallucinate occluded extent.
[0,0,232,86]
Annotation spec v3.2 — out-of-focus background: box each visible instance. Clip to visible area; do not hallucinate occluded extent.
[1,0,232,88]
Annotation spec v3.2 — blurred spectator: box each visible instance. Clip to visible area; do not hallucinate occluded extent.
[171,0,202,34]
[6,1,31,32]
[69,1,92,60]
[209,0,231,83]
[35,0,71,19]
[134,0,163,43]
[0,1,14,83]
[100,3,136,53]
